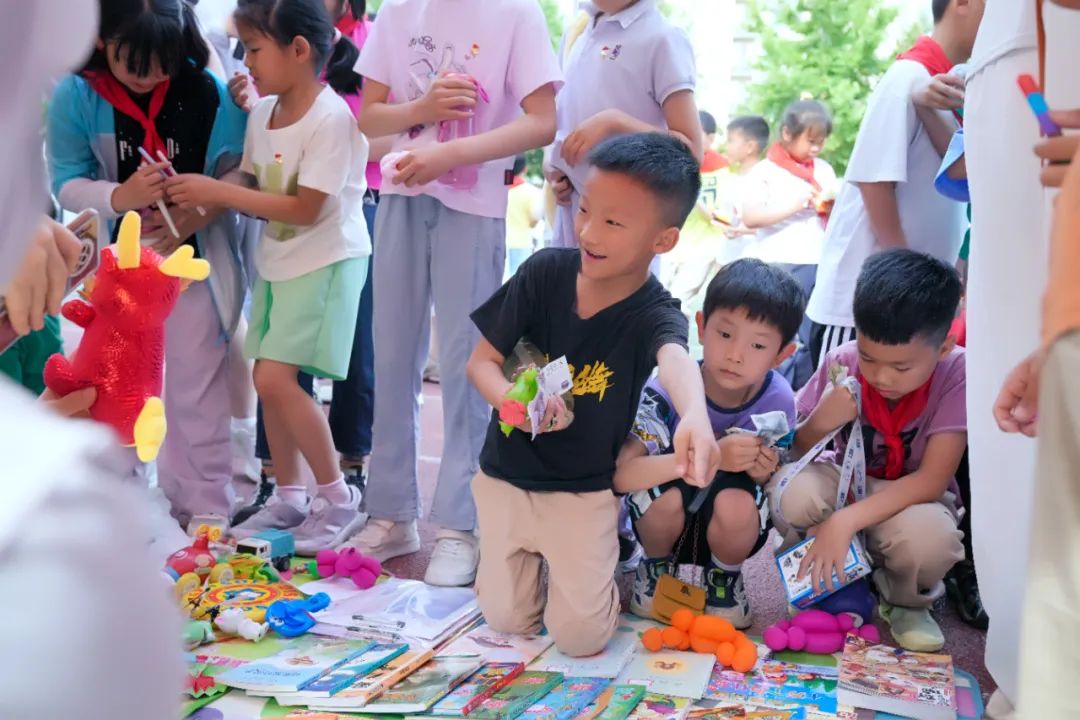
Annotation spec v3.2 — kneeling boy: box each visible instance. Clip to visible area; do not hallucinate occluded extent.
[768,249,966,652]
[467,134,720,657]
[617,259,804,628]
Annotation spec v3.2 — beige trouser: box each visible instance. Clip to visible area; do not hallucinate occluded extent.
[1018,332,1080,720]
[472,472,620,657]
[766,463,964,608]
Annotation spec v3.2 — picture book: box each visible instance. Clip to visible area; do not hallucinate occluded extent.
[425,662,525,716]
[271,643,407,699]
[439,624,554,665]
[532,625,637,678]
[837,635,956,720]
[578,684,647,720]
[469,671,565,720]
[315,655,482,714]
[626,693,691,720]
[616,652,714,700]
[686,707,806,720]
[289,648,436,709]
[218,637,373,693]
[517,677,611,720]
[190,636,299,669]
[705,659,838,715]
[776,537,872,609]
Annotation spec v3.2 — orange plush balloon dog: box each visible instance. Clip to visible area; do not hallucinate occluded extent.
[641,608,758,673]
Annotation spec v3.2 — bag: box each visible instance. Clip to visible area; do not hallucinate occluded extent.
[652,514,706,623]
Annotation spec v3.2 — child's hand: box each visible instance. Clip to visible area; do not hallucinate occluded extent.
[798,512,856,595]
[912,73,965,111]
[537,394,574,434]
[111,161,171,213]
[1035,109,1080,187]
[165,174,222,210]
[39,386,96,419]
[143,205,214,254]
[747,446,780,484]
[717,433,763,473]
[809,382,858,434]
[673,411,721,488]
[545,166,574,206]
[390,145,457,187]
[228,72,257,112]
[993,351,1041,437]
[1,217,84,335]
[561,110,623,167]
[415,74,478,125]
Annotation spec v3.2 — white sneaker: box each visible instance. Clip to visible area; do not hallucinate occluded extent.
[293,485,365,556]
[340,518,420,563]
[231,495,309,540]
[424,529,479,587]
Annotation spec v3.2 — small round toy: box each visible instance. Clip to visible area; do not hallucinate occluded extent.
[314,548,382,589]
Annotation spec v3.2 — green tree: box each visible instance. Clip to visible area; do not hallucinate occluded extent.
[743,0,925,175]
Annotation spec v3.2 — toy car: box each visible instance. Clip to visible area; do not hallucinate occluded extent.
[235,530,295,572]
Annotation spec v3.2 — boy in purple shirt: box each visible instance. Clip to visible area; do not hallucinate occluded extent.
[768,249,966,652]
[616,259,805,629]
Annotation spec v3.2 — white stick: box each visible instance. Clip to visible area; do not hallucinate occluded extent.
[155,150,207,217]
[156,199,181,239]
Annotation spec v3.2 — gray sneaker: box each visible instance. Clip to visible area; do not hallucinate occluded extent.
[293,485,365,556]
[231,495,309,540]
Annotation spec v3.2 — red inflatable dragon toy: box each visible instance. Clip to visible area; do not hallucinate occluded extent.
[44,211,210,462]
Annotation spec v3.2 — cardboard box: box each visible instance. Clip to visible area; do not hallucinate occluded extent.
[776,535,872,609]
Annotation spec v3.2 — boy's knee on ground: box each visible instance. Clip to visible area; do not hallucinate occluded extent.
[711,488,758,531]
[479,600,543,638]
[547,610,619,658]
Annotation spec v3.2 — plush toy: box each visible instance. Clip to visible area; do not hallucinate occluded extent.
[315,548,382,589]
[763,609,881,655]
[43,211,210,462]
[640,608,758,673]
[499,366,539,436]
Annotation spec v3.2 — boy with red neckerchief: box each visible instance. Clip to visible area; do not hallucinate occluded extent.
[767,249,966,653]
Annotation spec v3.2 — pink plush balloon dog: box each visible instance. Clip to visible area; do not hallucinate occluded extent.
[763,609,880,655]
[315,548,382,589]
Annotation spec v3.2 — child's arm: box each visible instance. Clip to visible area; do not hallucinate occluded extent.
[792,382,858,457]
[914,104,958,159]
[656,344,720,487]
[856,182,906,249]
[741,189,813,229]
[467,337,515,411]
[390,84,557,188]
[357,76,480,138]
[613,440,682,494]
[166,175,330,226]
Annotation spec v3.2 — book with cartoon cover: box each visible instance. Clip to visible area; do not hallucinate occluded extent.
[705,658,838,714]
[577,684,647,720]
[271,643,407,699]
[425,662,525,717]
[469,671,565,720]
[616,651,714,700]
[314,655,482,714]
[626,694,692,720]
[837,635,956,720]
[517,677,611,720]
[217,637,373,693]
[439,625,553,665]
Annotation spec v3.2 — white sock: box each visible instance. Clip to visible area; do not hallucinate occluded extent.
[317,475,351,506]
[711,554,743,573]
[277,484,308,509]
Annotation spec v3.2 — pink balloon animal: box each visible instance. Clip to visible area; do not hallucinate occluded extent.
[763,609,881,655]
[315,548,382,589]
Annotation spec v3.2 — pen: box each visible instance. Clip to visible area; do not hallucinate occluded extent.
[136,147,181,238]
[154,149,207,216]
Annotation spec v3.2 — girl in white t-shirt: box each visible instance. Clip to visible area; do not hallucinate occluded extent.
[741,100,836,388]
[166,0,371,553]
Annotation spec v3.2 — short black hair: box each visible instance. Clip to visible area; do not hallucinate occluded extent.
[699,110,717,136]
[780,99,833,139]
[702,259,806,346]
[932,0,951,23]
[853,249,962,346]
[587,133,702,228]
[235,0,335,74]
[512,154,527,176]
[726,115,770,155]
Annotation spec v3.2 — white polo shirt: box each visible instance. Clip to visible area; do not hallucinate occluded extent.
[805,59,966,328]
[550,0,697,198]
[741,157,838,266]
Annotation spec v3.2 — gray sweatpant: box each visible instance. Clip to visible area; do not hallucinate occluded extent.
[365,194,506,531]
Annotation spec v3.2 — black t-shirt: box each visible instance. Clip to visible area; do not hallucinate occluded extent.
[471,249,689,493]
[112,67,219,252]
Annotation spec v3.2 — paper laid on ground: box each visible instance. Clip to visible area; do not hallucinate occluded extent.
[615,651,714,700]
[269,642,407,700]
[531,624,638,678]
[309,655,482,714]
[217,637,372,693]
[438,624,554,665]
[315,577,480,644]
[837,635,956,720]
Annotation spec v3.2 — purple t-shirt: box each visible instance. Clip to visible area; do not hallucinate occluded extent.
[630,367,797,455]
[797,342,967,479]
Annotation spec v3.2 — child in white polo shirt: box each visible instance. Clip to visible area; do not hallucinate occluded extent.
[546,0,703,250]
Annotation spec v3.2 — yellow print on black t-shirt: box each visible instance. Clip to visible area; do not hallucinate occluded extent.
[568,361,614,401]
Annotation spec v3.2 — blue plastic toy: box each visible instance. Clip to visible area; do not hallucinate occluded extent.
[266,592,331,638]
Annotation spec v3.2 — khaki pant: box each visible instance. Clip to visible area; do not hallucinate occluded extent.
[766,463,964,608]
[1018,332,1080,720]
[472,472,620,657]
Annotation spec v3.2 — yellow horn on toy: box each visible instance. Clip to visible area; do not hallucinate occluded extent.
[159,244,210,281]
[116,211,142,269]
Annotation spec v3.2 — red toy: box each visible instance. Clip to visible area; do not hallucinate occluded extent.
[43,211,209,462]
[641,608,758,673]
[164,525,234,599]
[315,548,382,589]
[763,609,881,655]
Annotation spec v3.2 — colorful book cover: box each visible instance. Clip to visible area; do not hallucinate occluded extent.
[626,694,691,720]
[190,636,300,669]
[592,685,647,720]
[330,655,483,714]
[439,625,553,665]
[616,651,715,700]
[218,637,373,693]
[297,648,436,709]
[705,659,838,715]
[532,625,637,678]
[470,671,565,720]
[837,635,956,720]
[279,643,407,699]
[517,677,611,720]
[426,662,525,717]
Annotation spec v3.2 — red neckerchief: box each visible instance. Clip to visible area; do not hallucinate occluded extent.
[336,7,360,37]
[701,149,728,173]
[85,71,171,158]
[897,36,963,125]
[511,175,525,188]
[767,142,820,192]
[859,373,935,480]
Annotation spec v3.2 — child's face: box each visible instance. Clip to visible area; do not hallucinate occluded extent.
[697,307,793,396]
[102,43,169,95]
[783,126,828,163]
[575,169,678,282]
[725,130,756,165]
[855,334,955,400]
[239,26,313,96]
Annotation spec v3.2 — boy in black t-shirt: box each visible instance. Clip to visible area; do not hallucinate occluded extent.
[468,134,721,657]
